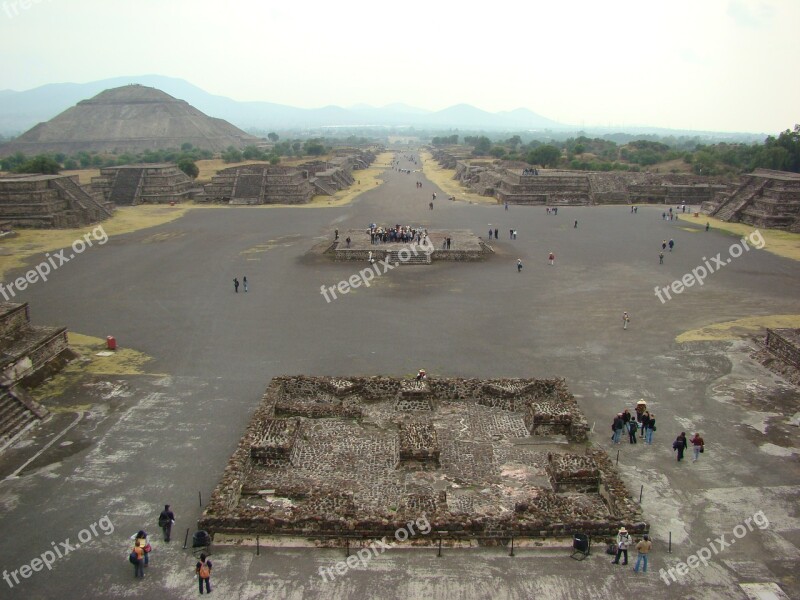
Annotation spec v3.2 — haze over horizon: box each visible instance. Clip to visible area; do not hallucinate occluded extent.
[1,0,798,134]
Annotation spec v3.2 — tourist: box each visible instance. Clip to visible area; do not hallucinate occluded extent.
[233,277,239,293]
[510,229,514,240]
[623,311,630,330]
[673,432,688,461]
[661,240,667,251]
[334,229,339,241]
[131,538,145,578]
[494,228,499,240]
[158,505,175,542]
[346,236,351,248]
[132,530,150,567]
[634,206,638,213]
[574,220,578,228]
[416,369,427,381]
[659,251,664,264]
[612,527,632,565]
[488,226,493,239]
[517,259,523,273]
[243,276,248,292]
[642,412,656,446]
[429,202,433,210]
[668,239,674,252]
[662,212,666,220]
[505,202,509,211]
[628,418,638,444]
[548,252,555,265]
[633,534,652,572]
[705,222,710,232]
[691,433,705,462]
[512,230,517,240]
[446,237,451,249]
[612,413,624,444]
[196,553,212,594]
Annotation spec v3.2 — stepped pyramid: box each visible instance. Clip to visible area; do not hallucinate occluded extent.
[0,84,259,156]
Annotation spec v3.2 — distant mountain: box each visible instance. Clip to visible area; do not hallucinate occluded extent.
[0,75,570,135]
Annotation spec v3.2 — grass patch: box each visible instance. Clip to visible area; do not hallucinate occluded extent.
[0,205,191,281]
[676,314,800,343]
[420,151,496,205]
[60,168,101,185]
[677,214,800,261]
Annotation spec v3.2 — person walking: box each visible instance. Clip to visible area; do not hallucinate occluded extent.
[158,505,175,542]
[633,534,652,572]
[623,312,630,330]
[505,202,509,211]
[243,276,248,292]
[691,433,705,462]
[233,278,239,293]
[668,239,675,252]
[517,259,523,273]
[659,251,664,264]
[673,432,688,461]
[494,228,499,240]
[196,553,212,594]
[548,252,555,265]
[705,222,710,232]
[574,220,578,228]
[661,240,667,251]
[644,412,655,445]
[612,527,632,565]
[510,229,514,240]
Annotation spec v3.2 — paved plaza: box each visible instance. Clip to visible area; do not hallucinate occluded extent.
[0,151,798,599]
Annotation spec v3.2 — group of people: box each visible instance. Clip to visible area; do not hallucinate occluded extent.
[611,402,656,445]
[546,207,559,215]
[368,224,427,245]
[522,168,540,175]
[128,506,213,594]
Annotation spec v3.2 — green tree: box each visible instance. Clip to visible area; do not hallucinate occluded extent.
[177,158,199,178]
[267,132,279,142]
[528,145,561,167]
[471,136,492,156]
[181,142,194,152]
[15,155,61,174]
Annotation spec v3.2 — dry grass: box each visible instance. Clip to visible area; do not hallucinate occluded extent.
[60,168,101,185]
[676,315,800,343]
[0,205,190,281]
[420,151,497,205]
[677,213,800,261]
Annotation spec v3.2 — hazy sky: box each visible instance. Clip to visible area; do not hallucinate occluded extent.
[1,0,797,133]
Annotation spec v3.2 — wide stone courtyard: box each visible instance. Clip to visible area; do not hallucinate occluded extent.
[0,150,798,600]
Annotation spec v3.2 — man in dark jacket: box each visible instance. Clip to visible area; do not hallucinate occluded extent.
[612,414,624,444]
[158,505,175,542]
[673,432,688,461]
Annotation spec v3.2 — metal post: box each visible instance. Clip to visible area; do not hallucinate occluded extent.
[437,536,442,558]
[509,536,515,557]
[256,535,260,556]
[199,491,202,507]
[639,485,643,504]
[616,450,620,465]
[668,532,672,553]
[183,528,189,550]
[346,539,350,557]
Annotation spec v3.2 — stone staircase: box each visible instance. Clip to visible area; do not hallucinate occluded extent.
[108,168,144,205]
[0,386,44,451]
[712,177,767,221]
[51,176,113,220]
[311,178,336,196]
[385,249,431,266]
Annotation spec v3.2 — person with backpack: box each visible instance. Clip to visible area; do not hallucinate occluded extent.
[130,541,145,578]
[159,505,175,542]
[645,413,656,445]
[611,413,624,444]
[196,553,212,594]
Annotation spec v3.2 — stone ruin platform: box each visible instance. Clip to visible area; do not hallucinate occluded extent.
[326,229,494,263]
[199,376,647,545]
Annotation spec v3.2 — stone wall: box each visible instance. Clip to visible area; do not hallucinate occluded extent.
[765,328,800,369]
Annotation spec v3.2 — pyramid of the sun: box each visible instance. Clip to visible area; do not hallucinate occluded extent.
[0,84,259,156]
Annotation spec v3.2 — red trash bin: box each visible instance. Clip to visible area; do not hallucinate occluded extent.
[106,336,116,350]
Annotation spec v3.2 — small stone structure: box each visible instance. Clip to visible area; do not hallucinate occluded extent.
[710,169,800,232]
[432,149,729,207]
[91,164,195,205]
[196,149,378,205]
[327,229,493,264]
[0,302,73,449]
[199,376,645,544]
[764,328,800,370]
[0,174,113,228]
